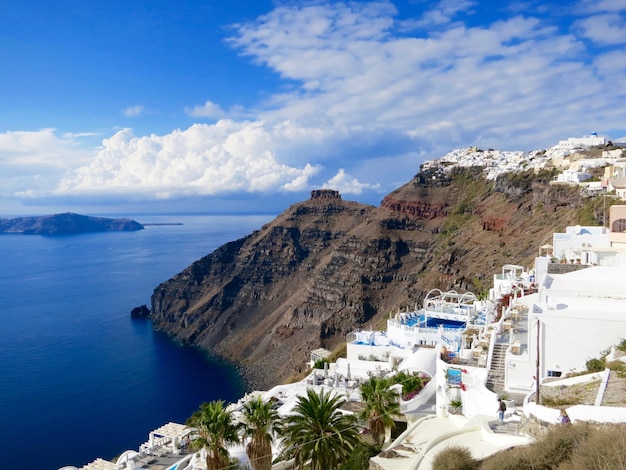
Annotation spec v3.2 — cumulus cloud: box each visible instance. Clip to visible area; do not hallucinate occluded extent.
[58,123,321,197]
[123,105,145,117]
[323,169,381,194]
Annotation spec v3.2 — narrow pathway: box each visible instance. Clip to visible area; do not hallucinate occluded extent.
[486,343,507,392]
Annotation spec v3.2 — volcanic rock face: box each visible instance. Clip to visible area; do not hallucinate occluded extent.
[130,305,151,319]
[151,174,586,389]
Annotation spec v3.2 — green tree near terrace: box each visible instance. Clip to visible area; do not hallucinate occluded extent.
[240,395,281,470]
[359,376,400,447]
[186,400,241,470]
[279,388,361,470]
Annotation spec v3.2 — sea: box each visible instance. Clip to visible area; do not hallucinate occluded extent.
[0,214,275,469]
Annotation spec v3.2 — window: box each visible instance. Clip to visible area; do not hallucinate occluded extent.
[612,218,626,233]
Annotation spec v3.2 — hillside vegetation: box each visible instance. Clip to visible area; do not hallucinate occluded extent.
[434,422,626,469]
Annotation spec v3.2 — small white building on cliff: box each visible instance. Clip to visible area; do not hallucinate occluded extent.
[557,133,606,149]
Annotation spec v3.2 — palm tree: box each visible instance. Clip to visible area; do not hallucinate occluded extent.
[359,376,400,447]
[186,400,241,470]
[280,388,361,470]
[241,396,281,470]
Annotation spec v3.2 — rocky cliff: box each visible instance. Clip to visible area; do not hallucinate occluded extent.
[150,172,592,388]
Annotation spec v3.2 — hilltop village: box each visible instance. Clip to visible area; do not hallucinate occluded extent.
[423,132,626,194]
[64,134,626,470]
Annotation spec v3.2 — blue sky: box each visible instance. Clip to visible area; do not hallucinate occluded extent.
[1,0,625,215]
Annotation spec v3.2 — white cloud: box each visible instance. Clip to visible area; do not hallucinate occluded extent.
[57,123,321,197]
[594,49,626,74]
[63,131,99,139]
[4,1,626,210]
[226,1,624,154]
[578,0,626,14]
[574,1,626,45]
[282,163,320,191]
[400,0,475,29]
[185,100,226,119]
[123,105,145,117]
[0,129,91,199]
[0,129,88,169]
[322,169,381,194]
[575,13,626,45]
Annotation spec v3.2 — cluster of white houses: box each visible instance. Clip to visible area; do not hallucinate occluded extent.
[422,133,626,199]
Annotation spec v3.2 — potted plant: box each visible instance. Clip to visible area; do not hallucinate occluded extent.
[449,397,463,414]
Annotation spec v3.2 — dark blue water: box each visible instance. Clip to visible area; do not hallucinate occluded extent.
[0,214,274,469]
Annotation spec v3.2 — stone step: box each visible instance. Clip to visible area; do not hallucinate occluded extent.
[487,343,508,390]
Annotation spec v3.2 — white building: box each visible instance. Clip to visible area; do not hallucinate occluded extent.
[348,290,495,363]
[505,266,626,387]
[603,161,626,199]
[554,169,591,183]
[503,211,626,393]
[557,133,606,149]
[550,224,611,265]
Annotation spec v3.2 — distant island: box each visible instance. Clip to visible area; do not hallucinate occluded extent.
[0,212,145,235]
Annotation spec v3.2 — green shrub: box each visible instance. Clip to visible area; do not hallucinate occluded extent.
[449,397,463,408]
[452,199,475,215]
[313,358,329,369]
[431,446,478,470]
[391,371,429,400]
[586,357,606,373]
